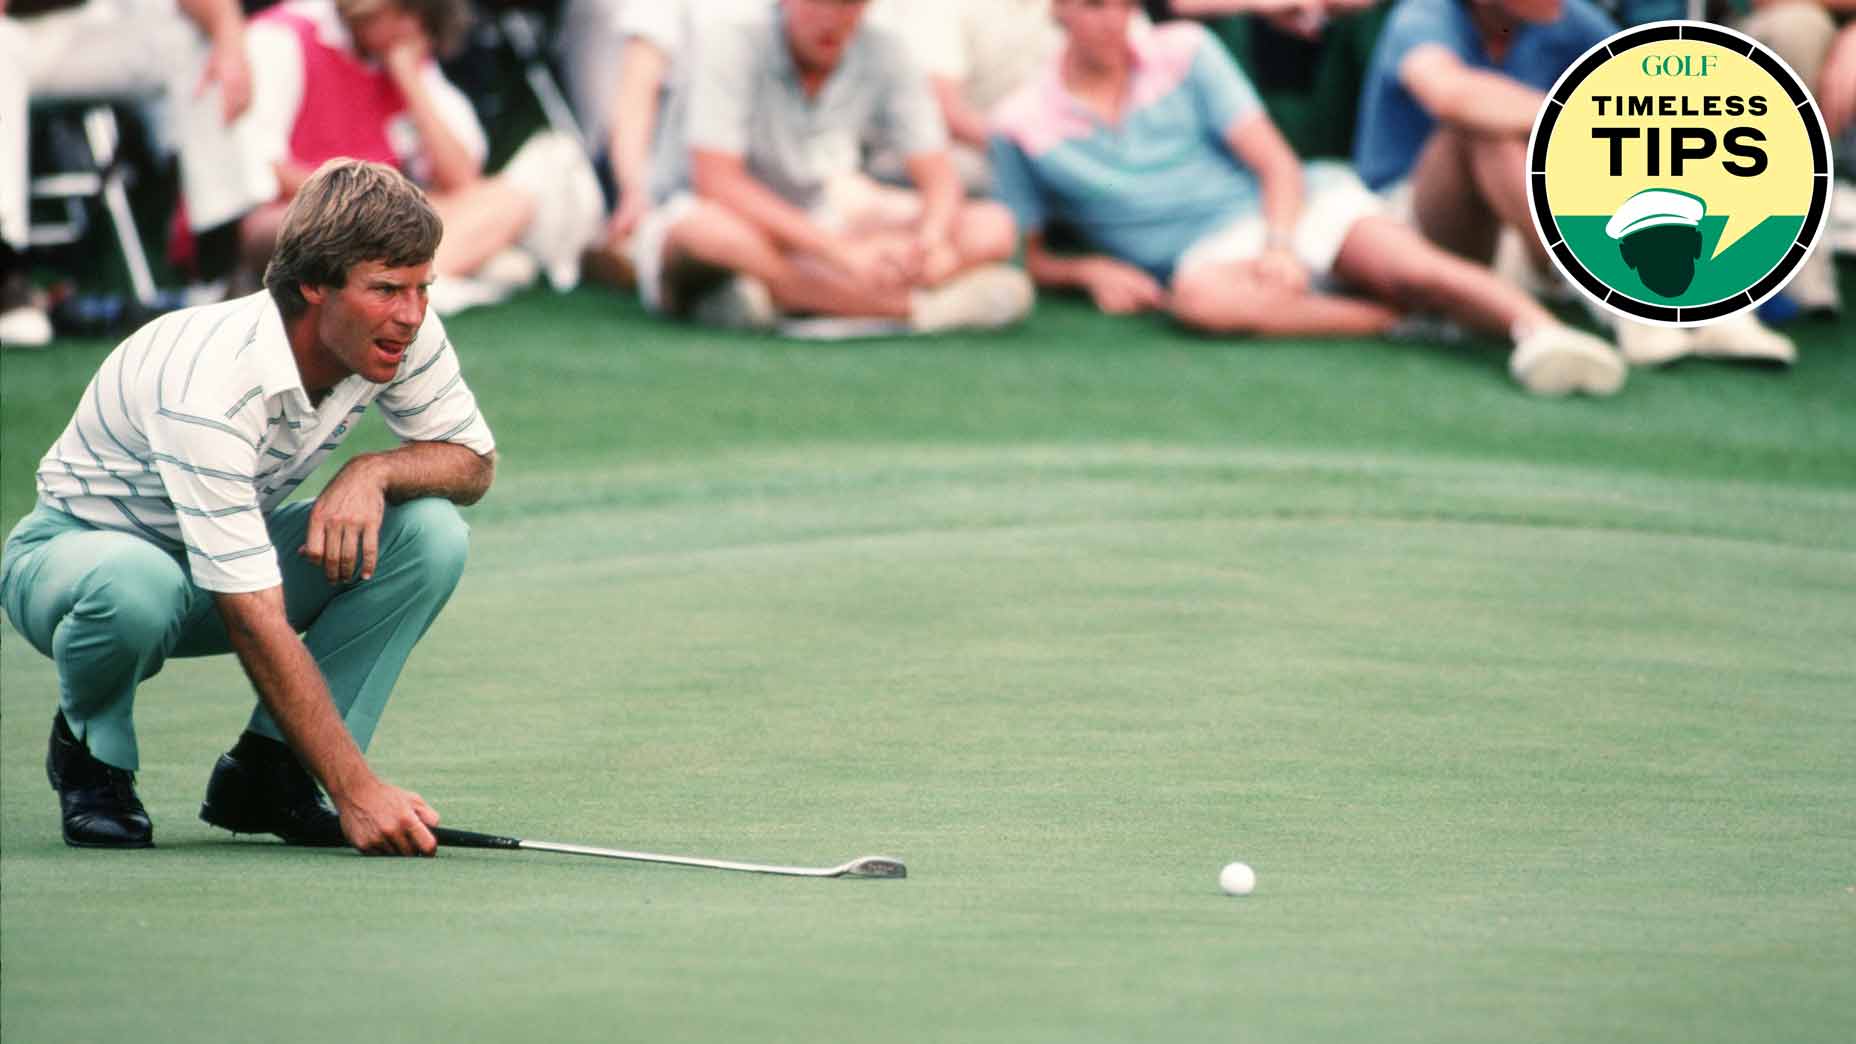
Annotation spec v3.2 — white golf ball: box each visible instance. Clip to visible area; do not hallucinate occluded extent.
[1219,861,1256,896]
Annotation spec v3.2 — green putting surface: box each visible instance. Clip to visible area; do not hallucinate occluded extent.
[3,288,1853,1042]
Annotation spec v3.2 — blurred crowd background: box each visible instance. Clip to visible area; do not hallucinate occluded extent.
[2,0,1850,391]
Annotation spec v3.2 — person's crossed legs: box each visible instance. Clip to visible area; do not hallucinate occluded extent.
[637,175,1027,330]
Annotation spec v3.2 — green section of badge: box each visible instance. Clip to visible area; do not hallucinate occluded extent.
[1555,214,1804,306]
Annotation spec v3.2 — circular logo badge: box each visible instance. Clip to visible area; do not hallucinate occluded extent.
[1528,21,1832,326]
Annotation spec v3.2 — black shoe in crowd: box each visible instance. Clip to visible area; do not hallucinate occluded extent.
[199,731,345,846]
[46,711,154,848]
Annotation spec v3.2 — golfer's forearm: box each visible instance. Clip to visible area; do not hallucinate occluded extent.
[349,444,495,507]
[216,590,373,800]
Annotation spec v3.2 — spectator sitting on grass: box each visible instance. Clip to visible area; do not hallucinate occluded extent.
[237,0,606,315]
[992,0,1629,397]
[1354,0,1796,366]
[628,0,1033,334]
[866,0,1068,195]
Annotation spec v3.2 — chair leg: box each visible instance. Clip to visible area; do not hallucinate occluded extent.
[83,106,158,309]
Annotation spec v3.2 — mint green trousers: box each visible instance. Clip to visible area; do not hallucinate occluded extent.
[0,498,469,770]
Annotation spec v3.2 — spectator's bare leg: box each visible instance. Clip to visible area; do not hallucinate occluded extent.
[429,181,538,278]
[1408,128,1501,264]
[1334,215,1554,338]
[1461,132,1549,268]
[661,201,910,318]
[1170,261,1402,337]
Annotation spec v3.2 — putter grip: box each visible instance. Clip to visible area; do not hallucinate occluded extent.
[431,827,523,850]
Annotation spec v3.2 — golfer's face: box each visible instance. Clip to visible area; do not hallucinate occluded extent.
[317,260,432,385]
[1054,0,1137,60]
[783,0,869,73]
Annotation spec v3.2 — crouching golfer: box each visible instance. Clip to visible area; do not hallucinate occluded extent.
[1,159,495,855]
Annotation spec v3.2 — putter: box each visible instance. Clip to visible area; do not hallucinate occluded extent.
[432,826,906,879]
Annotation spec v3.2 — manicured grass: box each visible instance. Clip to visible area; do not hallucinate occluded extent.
[3,283,1853,1042]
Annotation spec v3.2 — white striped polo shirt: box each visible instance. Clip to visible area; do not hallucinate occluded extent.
[34,291,496,593]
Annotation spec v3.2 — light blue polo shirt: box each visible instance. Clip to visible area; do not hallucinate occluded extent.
[1353,0,1617,190]
[988,21,1266,282]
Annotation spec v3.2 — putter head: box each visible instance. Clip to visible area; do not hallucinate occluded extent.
[842,856,907,879]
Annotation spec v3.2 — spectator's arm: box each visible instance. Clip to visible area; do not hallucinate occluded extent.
[1224,111,1302,251]
[932,77,991,149]
[1822,22,1856,136]
[384,35,482,193]
[691,149,853,269]
[1024,233,1167,314]
[1399,43,1544,136]
[906,150,962,251]
[604,35,670,242]
[179,0,252,121]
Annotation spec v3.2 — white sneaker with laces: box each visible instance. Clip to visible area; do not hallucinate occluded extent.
[1508,324,1627,397]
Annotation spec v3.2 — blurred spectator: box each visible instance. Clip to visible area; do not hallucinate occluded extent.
[590,0,768,287]
[238,0,604,313]
[1167,0,1387,161]
[870,0,1065,193]
[628,0,1031,334]
[992,0,1631,396]
[556,0,629,150]
[1356,0,1794,365]
[1,0,276,348]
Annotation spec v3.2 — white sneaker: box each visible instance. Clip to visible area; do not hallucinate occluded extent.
[1689,313,1796,366]
[690,276,778,331]
[475,247,541,292]
[1508,324,1627,397]
[427,276,512,317]
[910,264,1033,333]
[0,303,53,349]
[1780,250,1840,314]
[1614,319,1695,367]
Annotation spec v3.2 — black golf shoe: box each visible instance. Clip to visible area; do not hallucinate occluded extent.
[199,732,345,846]
[46,711,154,848]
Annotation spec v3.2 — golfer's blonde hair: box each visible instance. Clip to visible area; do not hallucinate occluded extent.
[264,160,443,319]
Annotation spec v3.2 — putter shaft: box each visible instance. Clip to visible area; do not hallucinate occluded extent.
[432,827,905,879]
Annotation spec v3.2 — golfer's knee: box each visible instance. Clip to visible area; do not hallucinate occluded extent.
[386,499,471,588]
[69,560,184,660]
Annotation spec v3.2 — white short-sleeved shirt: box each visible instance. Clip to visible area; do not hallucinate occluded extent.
[243,0,487,186]
[34,292,496,593]
[655,3,946,209]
